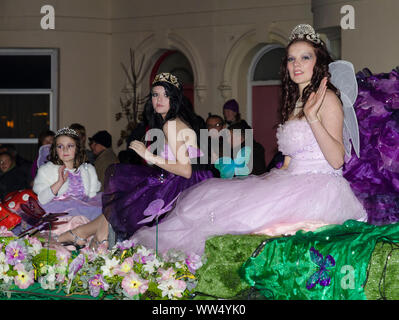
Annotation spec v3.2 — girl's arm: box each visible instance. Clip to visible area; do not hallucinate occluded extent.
[280,155,291,169]
[304,78,345,169]
[130,120,194,179]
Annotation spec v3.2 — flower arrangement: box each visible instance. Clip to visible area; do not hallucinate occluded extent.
[0,227,202,300]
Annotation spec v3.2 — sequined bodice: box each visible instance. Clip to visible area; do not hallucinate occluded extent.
[276,119,342,175]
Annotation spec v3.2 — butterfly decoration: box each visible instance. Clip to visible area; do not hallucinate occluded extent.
[17,197,68,238]
[306,247,335,290]
[137,194,181,256]
[214,146,252,179]
[137,193,181,225]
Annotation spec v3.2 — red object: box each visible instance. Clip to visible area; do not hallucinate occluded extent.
[0,204,21,230]
[3,189,38,214]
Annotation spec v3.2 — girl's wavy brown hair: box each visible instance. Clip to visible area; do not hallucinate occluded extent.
[279,38,340,123]
[49,133,87,169]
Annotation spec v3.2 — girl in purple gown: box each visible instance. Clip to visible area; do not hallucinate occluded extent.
[53,73,213,249]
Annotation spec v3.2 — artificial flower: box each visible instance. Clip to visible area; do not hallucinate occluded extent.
[158,267,176,281]
[89,274,109,298]
[142,256,163,274]
[100,256,119,277]
[116,257,134,276]
[5,241,27,266]
[185,253,203,274]
[14,263,34,289]
[157,278,187,299]
[122,271,149,297]
[116,239,135,251]
[0,263,11,284]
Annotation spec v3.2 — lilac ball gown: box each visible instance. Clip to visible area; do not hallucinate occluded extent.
[102,145,214,241]
[40,169,103,221]
[132,119,367,256]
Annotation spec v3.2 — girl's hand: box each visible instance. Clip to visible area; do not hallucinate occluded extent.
[129,140,151,161]
[57,165,69,184]
[303,77,328,122]
[51,165,68,196]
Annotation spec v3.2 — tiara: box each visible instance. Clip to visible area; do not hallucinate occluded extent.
[55,127,79,138]
[152,73,181,89]
[289,24,321,44]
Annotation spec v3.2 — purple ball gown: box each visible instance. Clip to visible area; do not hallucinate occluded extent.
[132,119,367,256]
[343,69,399,225]
[102,145,214,241]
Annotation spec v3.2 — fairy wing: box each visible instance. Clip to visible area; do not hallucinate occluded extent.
[234,146,252,176]
[328,60,360,158]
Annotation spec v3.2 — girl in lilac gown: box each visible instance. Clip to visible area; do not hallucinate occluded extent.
[34,127,103,242]
[132,25,367,256]
[53,73,213,249]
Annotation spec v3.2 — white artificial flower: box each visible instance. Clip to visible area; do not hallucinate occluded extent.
[0,263,11,283]
[142,257,163,274]
[157,278,186,299]
[136,246,154,258]
[100,257,119,277]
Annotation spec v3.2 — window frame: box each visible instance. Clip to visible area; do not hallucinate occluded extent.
[0,48,58,145]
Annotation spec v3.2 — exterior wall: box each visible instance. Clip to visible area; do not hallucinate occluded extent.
[312,0,399,74]
[0,0,110,148]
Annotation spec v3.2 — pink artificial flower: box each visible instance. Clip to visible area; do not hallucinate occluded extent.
[158,267,176,281]
[56,247,71,265]
[185,253,203,274]
[89,274,109,298]
[14,263,34,289]
[0,226,14,237]
[5,241,27,266]
[121,272,149,297]
[116,257,134,276]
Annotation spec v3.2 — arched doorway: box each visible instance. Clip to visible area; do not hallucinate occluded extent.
[247,44,285,166]
[150,50,195,109]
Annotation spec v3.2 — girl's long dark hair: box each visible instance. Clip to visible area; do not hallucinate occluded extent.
[143,81,204,143]
[280,38,340,123]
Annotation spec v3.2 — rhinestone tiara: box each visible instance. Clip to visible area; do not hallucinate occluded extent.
[152,73,181,89]
[55,127,79,138]
[289,24,321,44]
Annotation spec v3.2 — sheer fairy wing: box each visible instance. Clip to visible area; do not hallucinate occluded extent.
[37,144,51,168]
[234,146,251,176]
[328,60,360,158]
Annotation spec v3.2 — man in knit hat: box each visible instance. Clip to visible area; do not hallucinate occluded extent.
[89,130,119,191]
[222,99,250,128]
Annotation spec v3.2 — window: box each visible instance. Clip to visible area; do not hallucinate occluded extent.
[0,49,58,162]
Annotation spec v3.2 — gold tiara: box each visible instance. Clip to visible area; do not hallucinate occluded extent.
[152,73,181,89]
[55,127,79,138]
[289,24,321,44]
